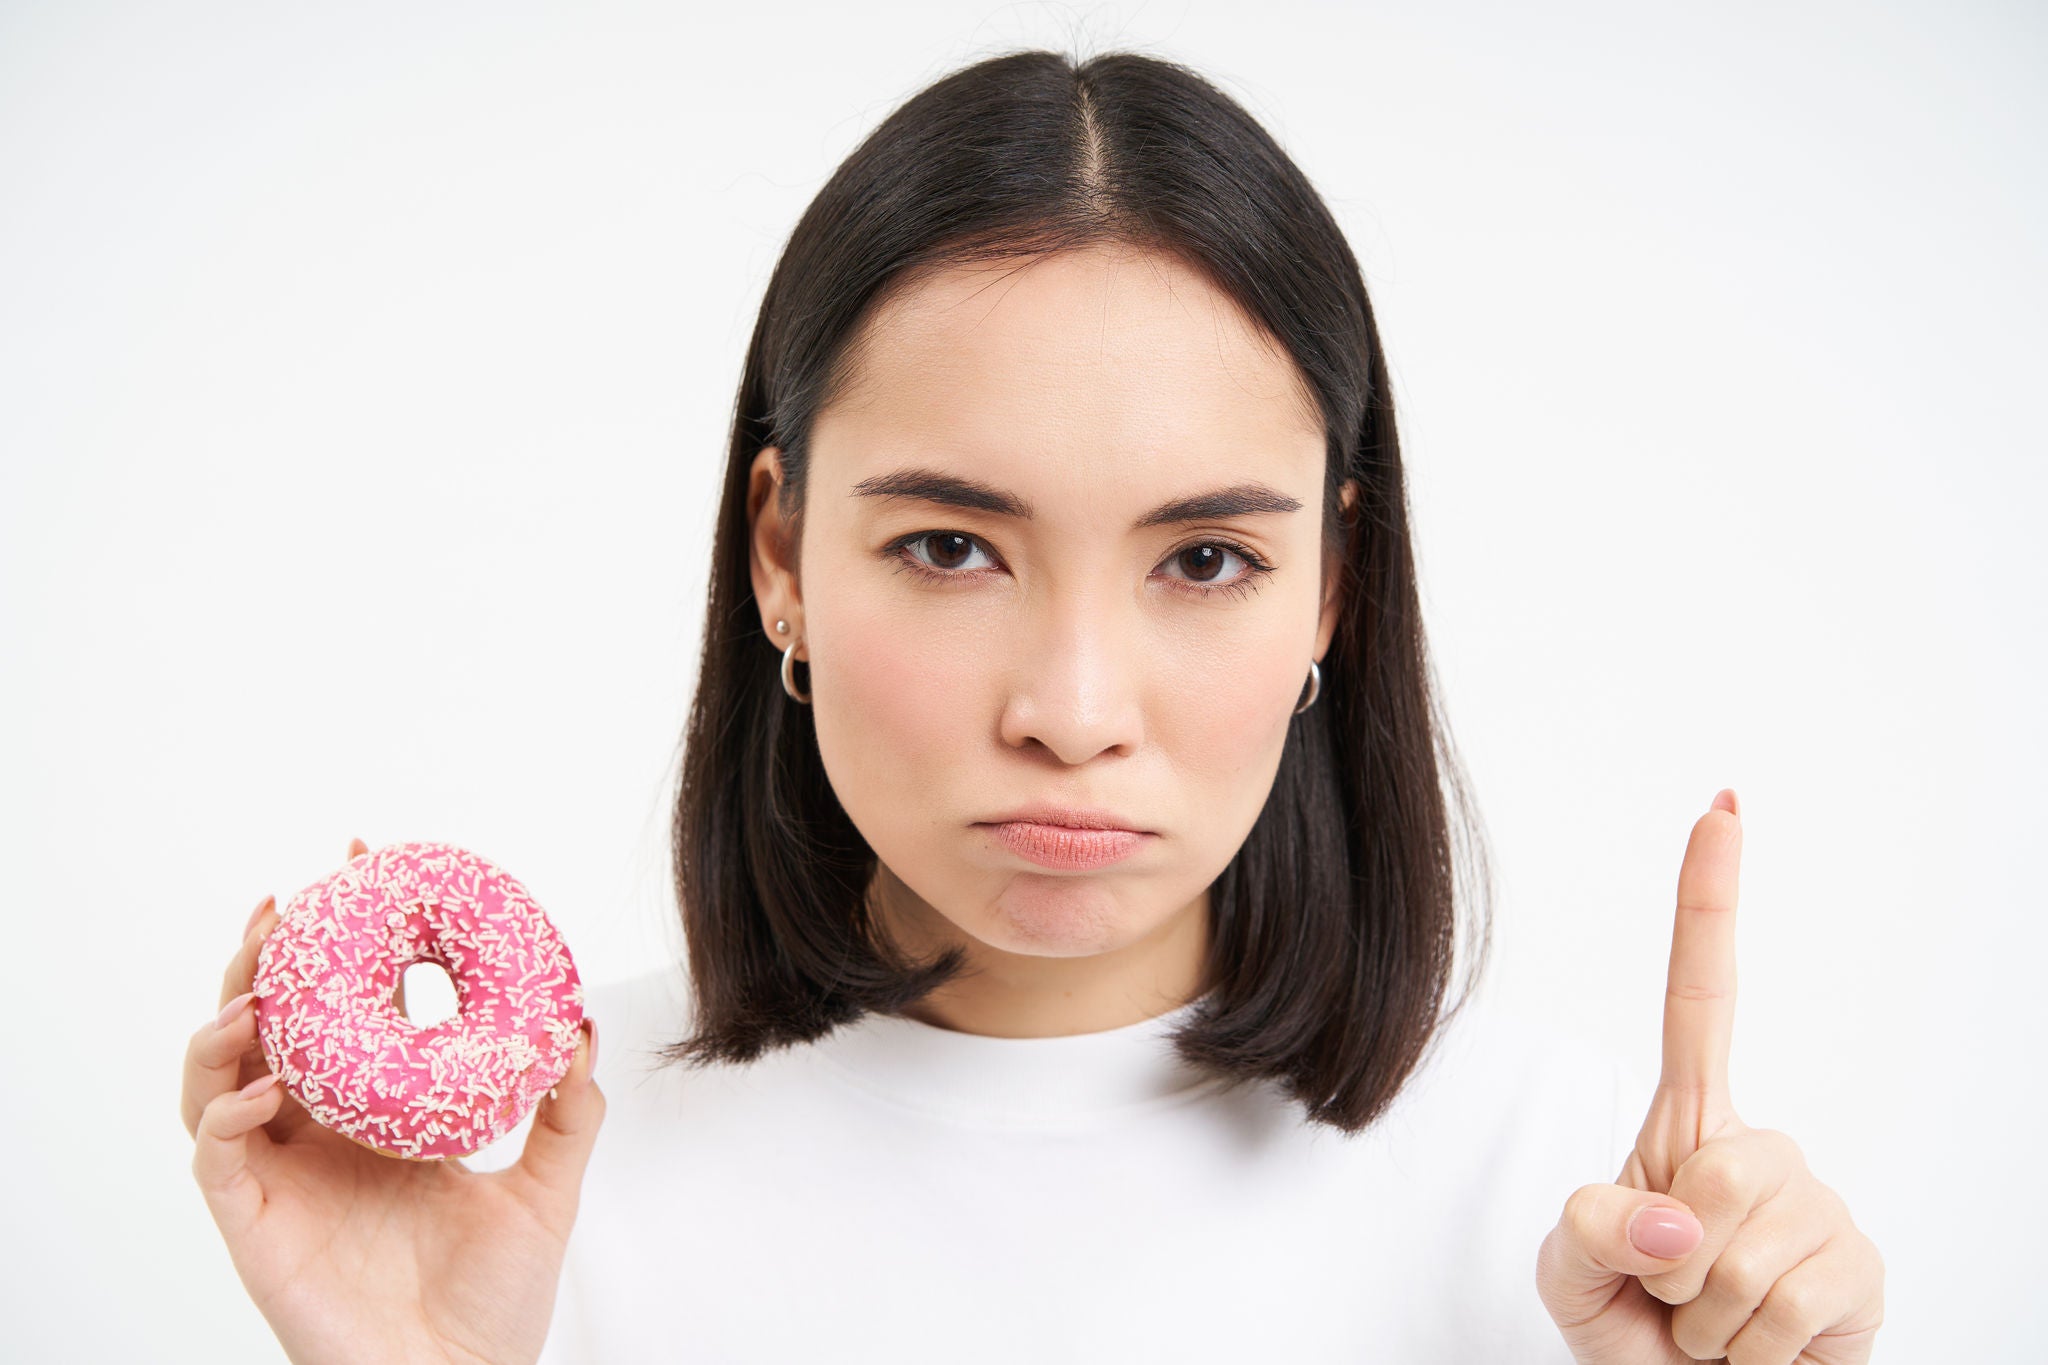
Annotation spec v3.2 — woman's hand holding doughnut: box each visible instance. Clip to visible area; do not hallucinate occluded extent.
[182,838,606,1365]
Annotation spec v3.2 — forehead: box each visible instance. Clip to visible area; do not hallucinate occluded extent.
[814,246,1324,490]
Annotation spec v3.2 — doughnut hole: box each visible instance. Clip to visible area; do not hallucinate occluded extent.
[395,960,461,1028]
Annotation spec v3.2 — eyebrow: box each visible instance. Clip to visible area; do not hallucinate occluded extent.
[849,466,1304,530]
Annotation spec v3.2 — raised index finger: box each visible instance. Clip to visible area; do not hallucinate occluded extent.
[1661,789,1743,1107]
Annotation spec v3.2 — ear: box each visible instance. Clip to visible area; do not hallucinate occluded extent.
[1313,478,1361,661]
[747,446,804,650]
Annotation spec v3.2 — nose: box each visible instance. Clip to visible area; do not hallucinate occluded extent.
[996,593,1145,765]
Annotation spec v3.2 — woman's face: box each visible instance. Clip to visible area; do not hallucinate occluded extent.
[750,244,1354,1027]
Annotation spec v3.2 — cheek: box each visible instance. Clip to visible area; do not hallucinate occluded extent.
[1164,624,1306,790]
[807,593,983,824]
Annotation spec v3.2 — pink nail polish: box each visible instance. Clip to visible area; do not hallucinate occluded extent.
[1628,1206,1703,1259]
[244,895,275,938]
[215,990,256,1029]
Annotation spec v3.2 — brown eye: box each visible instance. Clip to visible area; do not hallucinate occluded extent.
[1157,539,1274,599]
[923,532,977,570]
[900,531,994,575]
[889,529,1272,601]
[1178,544,1229,582]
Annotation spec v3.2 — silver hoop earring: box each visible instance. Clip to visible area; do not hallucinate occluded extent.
[1292,660,1321,715]
[781,640,812,704]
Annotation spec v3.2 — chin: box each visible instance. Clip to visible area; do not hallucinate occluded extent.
[977,877,1141,956]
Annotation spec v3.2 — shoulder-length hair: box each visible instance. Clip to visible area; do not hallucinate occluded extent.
[655,46,1493,1137]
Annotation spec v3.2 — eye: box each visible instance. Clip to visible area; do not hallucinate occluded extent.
[898,531,997,575]
[1159,542,1267,597]
[885,531,1275,601]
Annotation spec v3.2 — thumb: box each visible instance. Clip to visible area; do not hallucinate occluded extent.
[1537,1182,1705,1321]
[512,1018,604,1214]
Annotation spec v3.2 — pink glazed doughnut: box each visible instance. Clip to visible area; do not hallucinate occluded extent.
[251,840,584,1162]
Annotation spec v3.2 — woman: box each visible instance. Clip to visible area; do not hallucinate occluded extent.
[182,48,1883,1363]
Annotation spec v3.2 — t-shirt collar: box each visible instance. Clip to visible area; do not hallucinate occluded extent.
[808,991,1222,1126]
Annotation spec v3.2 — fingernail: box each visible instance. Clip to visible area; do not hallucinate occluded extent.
[1628,1205,1703,1259]
[215,990,256,1029]
[238,1071,281,1099]
[244,895,275,938]
[584,1017,599,1074]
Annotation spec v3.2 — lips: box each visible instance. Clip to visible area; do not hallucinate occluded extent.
[984,821,1148,871]
[980,805,1146,833]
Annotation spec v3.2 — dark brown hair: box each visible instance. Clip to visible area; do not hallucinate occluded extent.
[655,45,1494,1136]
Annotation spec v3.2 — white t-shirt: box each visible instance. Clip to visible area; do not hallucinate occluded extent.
[466,965,1643,1363]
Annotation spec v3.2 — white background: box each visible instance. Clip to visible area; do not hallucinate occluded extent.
[3,1,2040,1359]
